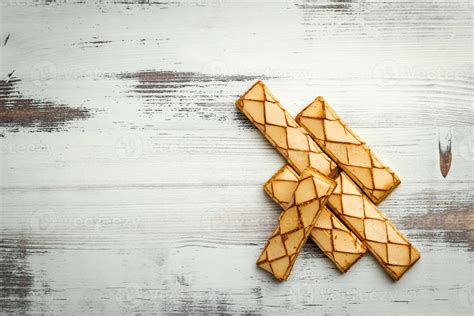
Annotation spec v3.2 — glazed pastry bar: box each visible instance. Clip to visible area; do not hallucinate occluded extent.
[296,97,400,204]
[268,164,420,280]
[235,81,338,177]
[264,165,366,273]
[236,81,420,280]
[256,167,336,280]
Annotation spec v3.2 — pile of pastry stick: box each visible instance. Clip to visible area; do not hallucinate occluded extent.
[235,81,420,281]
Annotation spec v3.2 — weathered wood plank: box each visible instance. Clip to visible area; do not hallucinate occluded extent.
[0,0,473,314]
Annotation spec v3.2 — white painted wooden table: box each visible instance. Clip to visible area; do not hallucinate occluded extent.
[1,0,473,314]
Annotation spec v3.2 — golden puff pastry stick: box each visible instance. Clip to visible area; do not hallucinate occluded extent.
[257,167,336,281]
[327,171,420,280]
[296,96,400,204]
[264,165,366,273]
[235,81,338,177]
[237,81,419,279]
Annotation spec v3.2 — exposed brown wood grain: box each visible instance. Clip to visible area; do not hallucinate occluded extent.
[0,79,90,132]
[439,129,453,178]
[403,203,474,250]
[4,34,10,46]
[296,3,350,10]
[118,71,266,122]
[0,239,35,313]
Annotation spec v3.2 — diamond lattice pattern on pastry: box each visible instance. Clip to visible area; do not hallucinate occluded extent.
[264,165,366,273]
[257,168,336,280]
[235,81,337,176]
[236,81,420,280]
[296,97,400,204]
[327,172,420,280]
